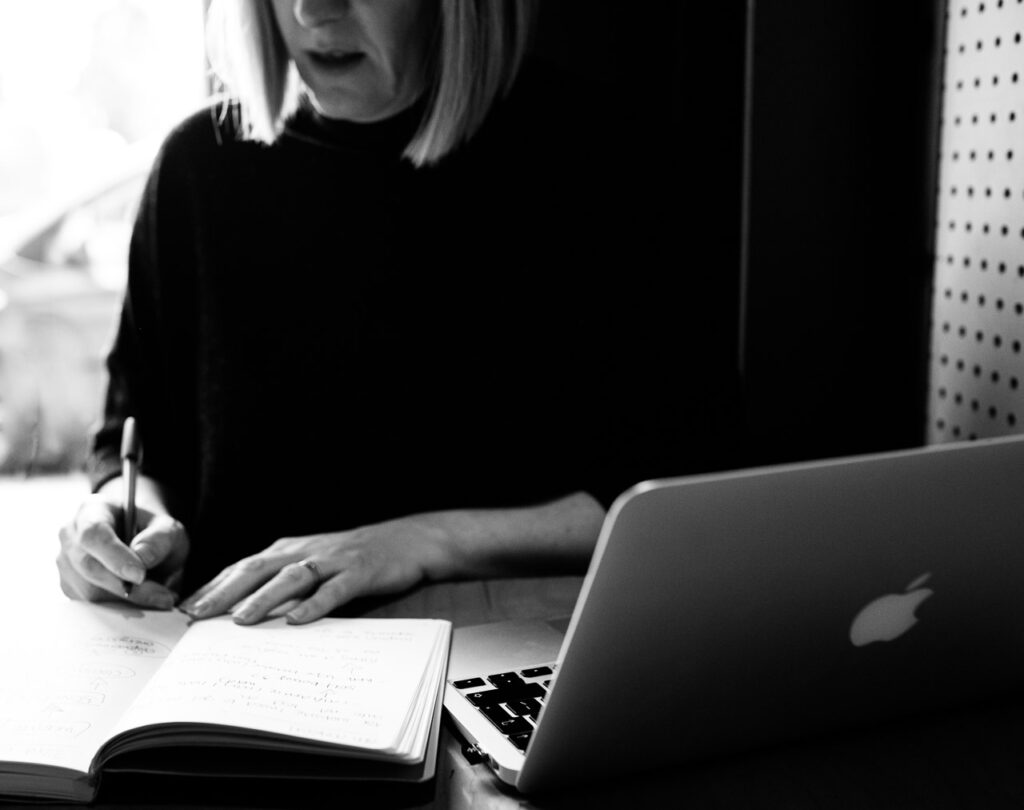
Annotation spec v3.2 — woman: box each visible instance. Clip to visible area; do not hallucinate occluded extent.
[56,0,684,625]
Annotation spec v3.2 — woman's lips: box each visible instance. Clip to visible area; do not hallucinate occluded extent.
[308,50,365,71]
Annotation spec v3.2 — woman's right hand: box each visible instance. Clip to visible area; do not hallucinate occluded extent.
[56,481,190,609]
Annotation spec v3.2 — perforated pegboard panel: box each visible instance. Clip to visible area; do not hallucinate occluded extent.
[929,0,1024,443]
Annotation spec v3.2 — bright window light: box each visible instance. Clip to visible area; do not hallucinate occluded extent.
[0,0,208,219]
[0,0,208,475]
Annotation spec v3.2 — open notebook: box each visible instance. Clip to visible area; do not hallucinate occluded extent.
[0,602,450,802]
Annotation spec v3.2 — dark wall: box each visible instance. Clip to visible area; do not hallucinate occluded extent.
[532,1,944,472]
[533,1,750,475]
[742,0,946,465]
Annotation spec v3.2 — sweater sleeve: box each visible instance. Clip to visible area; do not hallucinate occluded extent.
[86,120,201,519]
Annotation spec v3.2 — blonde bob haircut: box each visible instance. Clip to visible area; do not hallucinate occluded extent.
[205,0,537,166]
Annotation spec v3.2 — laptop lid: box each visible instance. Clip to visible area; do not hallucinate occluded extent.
[445,434,1024,793]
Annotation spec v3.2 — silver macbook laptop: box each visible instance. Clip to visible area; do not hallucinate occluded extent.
[443,433,1024,793]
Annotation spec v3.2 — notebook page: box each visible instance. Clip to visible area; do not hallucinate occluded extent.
[111,617,449,755]
[0,601,190,774]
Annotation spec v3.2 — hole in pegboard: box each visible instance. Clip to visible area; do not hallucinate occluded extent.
[929,0,1024,444]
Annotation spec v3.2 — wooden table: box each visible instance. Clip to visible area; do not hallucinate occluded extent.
[3,475,1024,809]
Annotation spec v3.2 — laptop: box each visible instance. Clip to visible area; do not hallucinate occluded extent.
[442,433,1024,793]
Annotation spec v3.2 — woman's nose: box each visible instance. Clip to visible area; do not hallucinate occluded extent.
[293,0,349,28]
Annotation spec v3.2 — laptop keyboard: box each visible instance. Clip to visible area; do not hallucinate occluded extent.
[451,663,557,752]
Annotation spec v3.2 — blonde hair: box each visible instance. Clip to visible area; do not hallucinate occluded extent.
[205,0,536,166]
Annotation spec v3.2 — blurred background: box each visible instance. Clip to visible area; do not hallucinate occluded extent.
[0,0,208,475]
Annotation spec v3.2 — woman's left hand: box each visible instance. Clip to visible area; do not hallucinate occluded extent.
[179,493,605,625]
[179,518,450,625]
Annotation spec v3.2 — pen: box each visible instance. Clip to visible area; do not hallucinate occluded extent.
[120,416,141,597]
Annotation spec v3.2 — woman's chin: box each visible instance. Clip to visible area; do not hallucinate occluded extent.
[306,84,417,124]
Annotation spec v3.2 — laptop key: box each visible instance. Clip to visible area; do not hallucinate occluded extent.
[478,703,530,733]
[520,666,553,678]
[480,703,517,726]
[488,672,526,689]
[452,677,486,689]
[508,698,542,719]
[466,683,544,706]
[493,716,532,736]
[509,732,532,751]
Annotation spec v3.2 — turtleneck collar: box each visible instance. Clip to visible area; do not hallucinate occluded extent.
[281,93,426,159]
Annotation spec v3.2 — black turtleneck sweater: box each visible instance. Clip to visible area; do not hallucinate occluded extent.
[87,64,733,593]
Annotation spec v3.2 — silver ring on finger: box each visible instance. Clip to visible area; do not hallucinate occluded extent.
[298,558,324,587]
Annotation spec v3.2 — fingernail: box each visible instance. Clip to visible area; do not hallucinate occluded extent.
[121,564,145,584]
[132,544,154,567]
[286,607,306,623]
[232,605,255,624]
[189,599,212,618]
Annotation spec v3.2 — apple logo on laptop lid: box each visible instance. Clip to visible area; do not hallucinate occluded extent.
[849,573,934,647]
